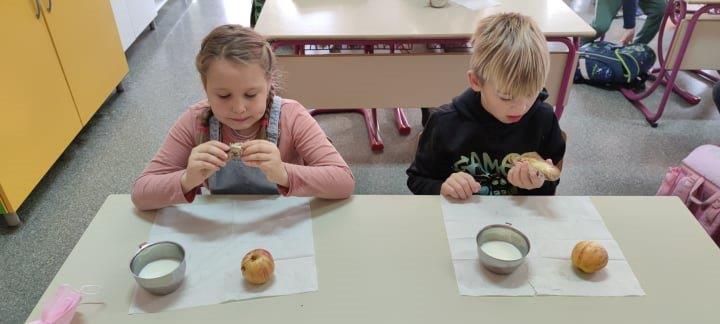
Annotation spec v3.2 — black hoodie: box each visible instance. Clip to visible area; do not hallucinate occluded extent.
[406,88,566,196]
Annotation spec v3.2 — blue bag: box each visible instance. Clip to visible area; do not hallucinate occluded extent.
[574,41,656,89]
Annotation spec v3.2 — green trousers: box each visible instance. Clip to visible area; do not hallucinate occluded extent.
[582,0,667,45]
[250,0,265,27]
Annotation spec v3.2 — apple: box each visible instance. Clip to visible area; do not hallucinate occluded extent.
[571,241,608,273]
[241,249,275,284]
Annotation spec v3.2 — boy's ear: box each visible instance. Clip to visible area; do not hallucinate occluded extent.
[467,70,482,91]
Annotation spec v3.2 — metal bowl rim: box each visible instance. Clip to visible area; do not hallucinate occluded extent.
[476,224,531,262]
[129,241,186,279]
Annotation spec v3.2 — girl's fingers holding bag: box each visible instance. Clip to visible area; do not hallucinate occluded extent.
[242,152,273,163]
[207,140,230,152]
[196,153,226,168]
[206,145,229,161]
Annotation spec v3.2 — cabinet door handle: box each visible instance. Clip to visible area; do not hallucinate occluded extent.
[34,0,41,19]
[47,0,52,12]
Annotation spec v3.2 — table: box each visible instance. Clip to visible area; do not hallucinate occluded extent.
[28,195,720,323]
[620,0,720,127]
[255,0,595,151]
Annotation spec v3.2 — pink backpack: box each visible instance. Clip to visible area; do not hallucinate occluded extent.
[657,145,720,246]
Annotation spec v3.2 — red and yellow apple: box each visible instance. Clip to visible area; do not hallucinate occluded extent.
[571,241,608,273]
[241,249,275,284]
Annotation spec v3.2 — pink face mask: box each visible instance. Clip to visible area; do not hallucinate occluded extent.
[30,284,101,324]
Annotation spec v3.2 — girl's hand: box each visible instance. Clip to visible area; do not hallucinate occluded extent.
[241,140,289,187]
[441,172,481,200]
[619,28,635,45]
[181,140,229,193]
[507,160,547,190]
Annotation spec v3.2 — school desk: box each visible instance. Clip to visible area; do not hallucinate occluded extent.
[255,0,595,151]
[27,194,720,323]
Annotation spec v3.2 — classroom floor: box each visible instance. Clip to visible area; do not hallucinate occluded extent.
[2,0,718,322]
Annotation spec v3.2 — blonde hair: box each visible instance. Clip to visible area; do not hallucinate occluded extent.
[469,13,549,99]
[195,24,280,139]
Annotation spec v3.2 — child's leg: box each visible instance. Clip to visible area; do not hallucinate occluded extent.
[635,0,667,44]
[582,0,624,44]
[636,0,645,16]
[250,0,266,27]
[421,108,431,127]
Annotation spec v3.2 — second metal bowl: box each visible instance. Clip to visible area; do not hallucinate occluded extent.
[476,224,530,275]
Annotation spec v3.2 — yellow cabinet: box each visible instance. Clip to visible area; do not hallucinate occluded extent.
[42,0,129,124]
[0,0,127,216]
[0,0,83,212]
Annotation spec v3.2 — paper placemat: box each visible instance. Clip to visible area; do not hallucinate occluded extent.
[130,197,317,314]
[442,196,645,296]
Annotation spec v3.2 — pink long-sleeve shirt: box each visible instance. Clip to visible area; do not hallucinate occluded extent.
[131,99,355,210]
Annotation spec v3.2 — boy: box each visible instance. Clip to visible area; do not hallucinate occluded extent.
[406,13,566,200]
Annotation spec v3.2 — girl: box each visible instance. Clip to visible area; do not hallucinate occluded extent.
[132,25,355,210]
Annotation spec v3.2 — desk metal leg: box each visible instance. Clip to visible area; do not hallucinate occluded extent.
[693,70,720,83]
[367,108,383,151]
[4,213,20,226]
[394,108,411,135]
[621,2,719,126]
[659,73,702,105]
[309,108,384,152]
[547,36,578,120]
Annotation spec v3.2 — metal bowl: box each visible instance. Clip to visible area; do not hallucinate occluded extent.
[429,0,449,8]
[129,241,186,295]
[476,224,530,274]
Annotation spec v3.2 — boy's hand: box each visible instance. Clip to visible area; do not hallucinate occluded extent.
[241,140,289,187]
[181,140,229,193]
[507,161,547,190]
[441,172,481,200]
